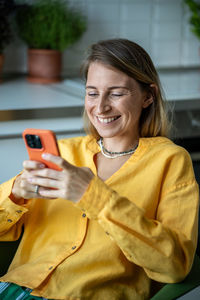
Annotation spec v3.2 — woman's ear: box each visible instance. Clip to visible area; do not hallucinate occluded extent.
[142,83,157,108]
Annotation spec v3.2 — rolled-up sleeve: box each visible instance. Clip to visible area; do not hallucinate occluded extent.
[0,177,28,241]
[77,175,199,283]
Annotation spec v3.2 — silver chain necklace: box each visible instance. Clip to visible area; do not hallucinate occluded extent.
[98,138,138,159]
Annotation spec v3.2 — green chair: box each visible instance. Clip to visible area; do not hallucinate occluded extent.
[0,237,21,277]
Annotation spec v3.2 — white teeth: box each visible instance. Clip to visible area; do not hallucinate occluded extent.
[98,117,118,124]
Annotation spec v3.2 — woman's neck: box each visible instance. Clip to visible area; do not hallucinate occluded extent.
[102,135,139,153]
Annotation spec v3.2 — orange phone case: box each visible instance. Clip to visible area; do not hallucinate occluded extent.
[23,128,61,171]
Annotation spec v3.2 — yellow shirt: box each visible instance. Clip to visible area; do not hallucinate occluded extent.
[0,135,199,300]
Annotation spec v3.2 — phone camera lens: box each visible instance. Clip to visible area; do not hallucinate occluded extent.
[26,134,32,141]
[35,136,42,149]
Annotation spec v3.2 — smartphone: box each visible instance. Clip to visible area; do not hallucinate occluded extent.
[22,128,61,171]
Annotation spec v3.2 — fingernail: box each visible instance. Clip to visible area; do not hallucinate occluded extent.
[27,177,33,183]
[39,164,45,168]
[42,153,48,159]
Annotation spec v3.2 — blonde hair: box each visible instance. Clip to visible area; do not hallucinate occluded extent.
[81,38,171,139]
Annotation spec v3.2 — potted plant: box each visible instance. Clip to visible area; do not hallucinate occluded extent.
[185,0,200,40]
[15,0,87,84]
[0,0,15,82]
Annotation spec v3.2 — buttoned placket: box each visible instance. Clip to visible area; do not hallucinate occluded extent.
[45,211,88,279]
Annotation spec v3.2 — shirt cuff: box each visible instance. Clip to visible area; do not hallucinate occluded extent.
[76,176,115,219]
[0,176,29,214]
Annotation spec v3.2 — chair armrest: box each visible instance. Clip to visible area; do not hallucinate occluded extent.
[0,235,22,276]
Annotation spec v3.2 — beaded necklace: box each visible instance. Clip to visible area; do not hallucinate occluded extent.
[98,138,138,159]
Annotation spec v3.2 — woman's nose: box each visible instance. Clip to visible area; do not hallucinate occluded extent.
[96,95,111,114]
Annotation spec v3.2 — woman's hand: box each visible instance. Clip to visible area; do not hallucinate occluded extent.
[11,160,46,200]
[12,154,94,203]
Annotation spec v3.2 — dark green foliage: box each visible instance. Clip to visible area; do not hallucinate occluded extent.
[0,17,12,53]
[15,0,87,51]
[0,0,16,53]
[185,0,200,40]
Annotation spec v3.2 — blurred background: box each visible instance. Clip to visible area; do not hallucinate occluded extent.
[1,0,200,183]
[2,0,200,75]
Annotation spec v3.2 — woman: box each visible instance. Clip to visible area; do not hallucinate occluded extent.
[0,39,199,300]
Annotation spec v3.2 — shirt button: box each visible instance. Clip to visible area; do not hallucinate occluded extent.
[7,219,13,223]
[105,231,109,235]
[16,210,22,213]
[82,213,86,218]
[49,266,53,270]
[72,246,76,250]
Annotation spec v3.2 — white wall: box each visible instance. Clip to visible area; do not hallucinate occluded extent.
[3,0,200,76]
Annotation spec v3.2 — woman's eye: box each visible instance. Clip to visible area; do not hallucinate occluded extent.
[111,93,123,98]
[88,92,98,97]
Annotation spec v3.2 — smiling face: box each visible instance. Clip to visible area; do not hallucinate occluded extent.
[85,62,153,146]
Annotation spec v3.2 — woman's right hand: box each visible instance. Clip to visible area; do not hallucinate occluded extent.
[11,160,45,200]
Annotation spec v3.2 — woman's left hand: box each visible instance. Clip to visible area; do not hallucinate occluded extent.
[27,153,94,202]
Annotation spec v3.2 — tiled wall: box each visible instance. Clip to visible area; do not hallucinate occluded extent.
[4,0,200,75]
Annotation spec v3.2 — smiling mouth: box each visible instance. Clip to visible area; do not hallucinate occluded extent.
[97,116,121,124]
